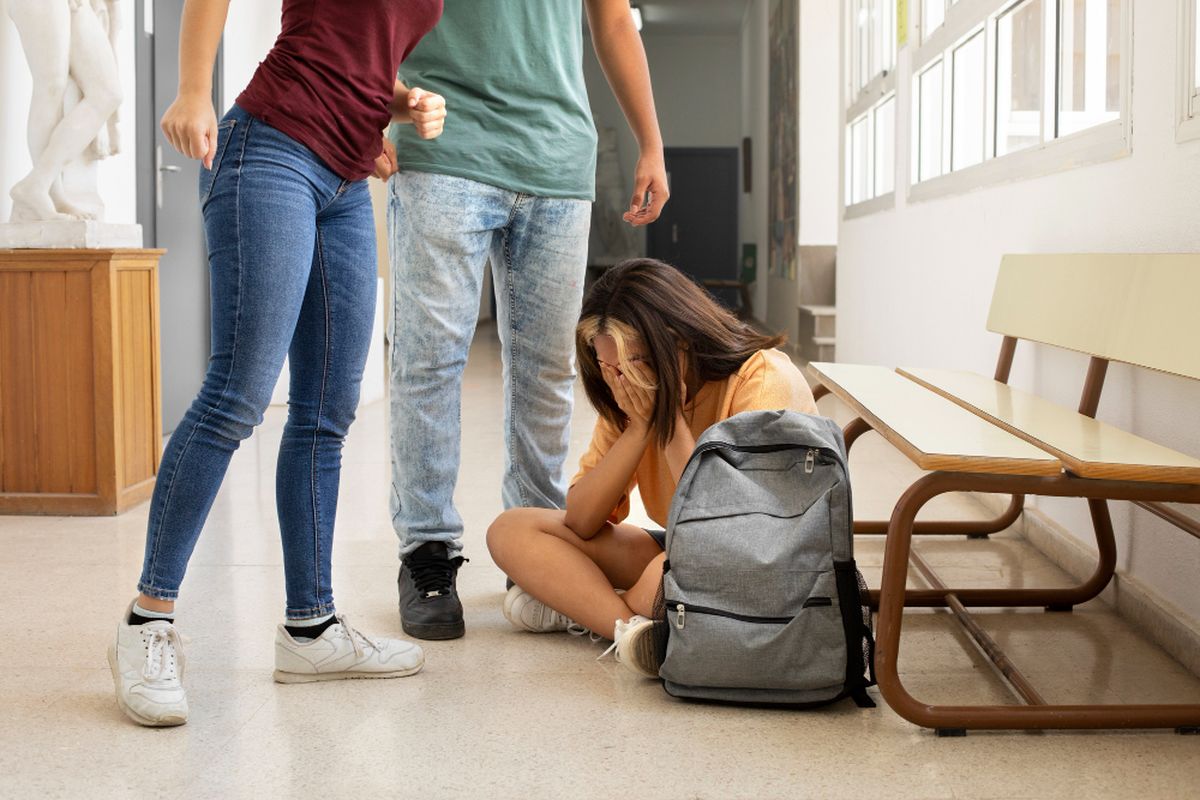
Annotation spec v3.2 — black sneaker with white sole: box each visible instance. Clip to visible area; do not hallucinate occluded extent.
[398,542,466,640]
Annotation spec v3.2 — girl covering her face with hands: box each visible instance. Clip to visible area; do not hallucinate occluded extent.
[486,259,818,675]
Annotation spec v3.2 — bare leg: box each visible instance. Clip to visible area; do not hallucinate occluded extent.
[9,3,121,220]
[487,508,664,639]
[135,594,174,614]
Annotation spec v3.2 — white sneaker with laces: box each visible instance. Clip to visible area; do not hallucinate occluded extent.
[609,615,660,678]
[108,607,189,727]
[273,615,424,683]
[503,585,587,634]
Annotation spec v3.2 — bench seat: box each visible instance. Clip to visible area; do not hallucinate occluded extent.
[899,367,1200,486]
[807,363,1061,477]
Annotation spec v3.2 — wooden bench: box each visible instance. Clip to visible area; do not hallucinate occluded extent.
[806,254,1200,734]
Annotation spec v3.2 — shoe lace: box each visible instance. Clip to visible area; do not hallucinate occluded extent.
[141,624,183,682]
[333,615,380,659]
[409,554,465,599]
[597,616,646,663]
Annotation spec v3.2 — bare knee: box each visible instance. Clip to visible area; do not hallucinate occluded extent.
[487,508,559,570]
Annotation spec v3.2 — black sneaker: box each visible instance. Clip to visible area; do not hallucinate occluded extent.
[398,542,466,640]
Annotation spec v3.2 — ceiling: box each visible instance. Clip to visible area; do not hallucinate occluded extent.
[635,0,751,35]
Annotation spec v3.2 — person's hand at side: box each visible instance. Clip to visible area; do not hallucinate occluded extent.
[373,136,399,180]
[161,93,219,169]
[623,150,669,226]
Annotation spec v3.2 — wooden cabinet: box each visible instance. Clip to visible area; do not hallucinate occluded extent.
[0,249,165,515]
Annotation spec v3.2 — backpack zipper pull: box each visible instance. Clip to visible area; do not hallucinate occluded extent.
[805,449,816,474]
[675,603,686,629]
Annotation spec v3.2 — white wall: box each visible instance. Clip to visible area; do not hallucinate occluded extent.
[0,0,138,226]
[223,0,281,103]
[797,0,839,247]
[584,30,743,255]
[837,1,1200,622]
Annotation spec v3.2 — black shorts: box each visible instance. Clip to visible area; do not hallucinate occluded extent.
[647,528,667,550]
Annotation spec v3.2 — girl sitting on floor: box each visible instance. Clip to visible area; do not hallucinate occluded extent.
[486,258,818,675]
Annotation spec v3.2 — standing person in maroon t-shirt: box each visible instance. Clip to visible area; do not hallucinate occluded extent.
[108,0,447,728]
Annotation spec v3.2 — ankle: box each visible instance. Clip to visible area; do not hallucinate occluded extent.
[136,594,175,615]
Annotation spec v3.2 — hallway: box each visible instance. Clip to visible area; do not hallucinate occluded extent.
[2,325,1197,799]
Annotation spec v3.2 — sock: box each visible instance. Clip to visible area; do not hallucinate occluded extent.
[285,613,337,642]
[128,601,175,626]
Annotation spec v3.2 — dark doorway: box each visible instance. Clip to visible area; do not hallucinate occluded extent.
[135,0,222,433]
[645,147,740,307]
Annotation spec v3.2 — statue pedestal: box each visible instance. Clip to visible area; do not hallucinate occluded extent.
[0,248,165,515]
[0,220,143,249]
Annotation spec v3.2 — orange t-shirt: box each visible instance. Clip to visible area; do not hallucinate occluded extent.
[571,348,818,529]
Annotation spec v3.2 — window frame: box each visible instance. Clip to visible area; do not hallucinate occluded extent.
[909,0,1132,204]
[1177,0,1200,142]
[843,0,899,218]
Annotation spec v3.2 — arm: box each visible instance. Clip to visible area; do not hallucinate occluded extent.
[160,0,230,168]
[584,0,669,226]
[662,410,696,484]
[374,79,447,179]
[563,362,654,538]
[564,424,650,539]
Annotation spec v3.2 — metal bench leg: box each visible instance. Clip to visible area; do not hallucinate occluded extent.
[874,472,1200,731]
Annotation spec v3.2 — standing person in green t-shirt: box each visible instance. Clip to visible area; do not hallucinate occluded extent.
[382,0,667,640]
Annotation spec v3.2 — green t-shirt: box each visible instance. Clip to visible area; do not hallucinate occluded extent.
[389,0,598,200]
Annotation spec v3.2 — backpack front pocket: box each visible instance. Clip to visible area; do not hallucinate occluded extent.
[659,570,847,692]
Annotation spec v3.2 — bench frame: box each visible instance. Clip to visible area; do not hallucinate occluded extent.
[811,335,1200,733]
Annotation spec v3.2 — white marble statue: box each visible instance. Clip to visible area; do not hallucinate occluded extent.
[6,0,124,223]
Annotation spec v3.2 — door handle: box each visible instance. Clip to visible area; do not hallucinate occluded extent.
[159,165,182,173]
[672,224,679,244]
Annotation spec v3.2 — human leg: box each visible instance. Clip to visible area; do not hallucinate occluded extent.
[275,180,377,621]
[491,197,592,511]
[388,171,512,639]
[486,507,663,639]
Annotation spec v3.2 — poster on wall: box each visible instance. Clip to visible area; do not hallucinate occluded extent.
[768,0,798,282]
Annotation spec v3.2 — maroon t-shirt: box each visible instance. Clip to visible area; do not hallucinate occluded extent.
[237,0,443,181]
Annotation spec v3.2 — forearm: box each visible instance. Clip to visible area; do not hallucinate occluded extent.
[390,79,413,123]
[586,0,663,153]
[663,414,696,484]
[178,0,230,97]
[564,426,650,538]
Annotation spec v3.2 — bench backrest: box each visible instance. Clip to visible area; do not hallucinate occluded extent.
[987,254,1200,381]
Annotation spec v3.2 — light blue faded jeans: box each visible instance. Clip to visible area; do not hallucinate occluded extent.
[387,171,591,556]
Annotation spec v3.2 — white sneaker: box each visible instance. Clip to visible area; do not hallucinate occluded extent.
[503,585,587,634]
[611,615,660,678]
[108,606,189,727]
[273,615,424,683]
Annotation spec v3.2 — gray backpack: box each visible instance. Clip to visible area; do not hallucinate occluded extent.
[654,410,876,708]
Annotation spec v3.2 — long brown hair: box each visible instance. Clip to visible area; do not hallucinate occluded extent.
[577,258,785,448]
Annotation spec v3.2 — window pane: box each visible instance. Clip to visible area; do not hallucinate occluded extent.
[857,0,870,91]
[873,0,895,75]
[995,0,1043,157]
[874,96,896,196]
[1195,0,1200,90]
[952,31,986,171]
[1058,0,1121,137]
[923,0,945,41]
[850,115,871,204]
[918,60,944,181]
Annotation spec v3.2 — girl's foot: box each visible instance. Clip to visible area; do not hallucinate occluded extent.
[273,615,424,683]
[108,604,189,727]
[612,615,660,678]
[503,585,587,634]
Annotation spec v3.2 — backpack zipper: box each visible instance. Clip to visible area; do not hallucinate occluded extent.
[667,600,795,630]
